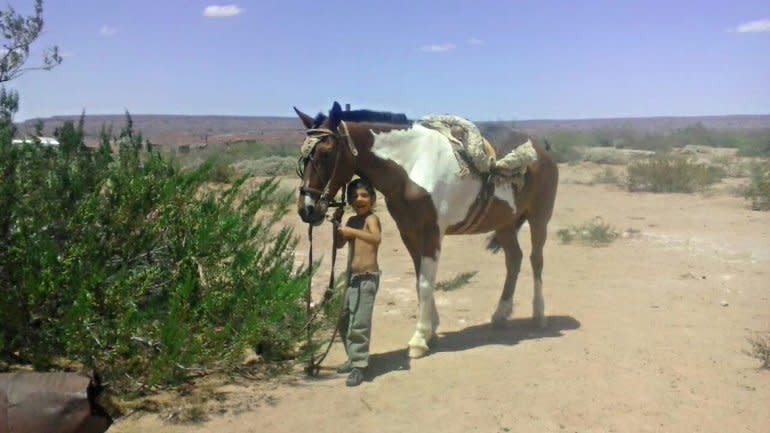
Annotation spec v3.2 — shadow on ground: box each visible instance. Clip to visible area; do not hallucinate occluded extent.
[366,315,581,382]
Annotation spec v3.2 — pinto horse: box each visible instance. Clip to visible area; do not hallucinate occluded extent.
[295,102,558,359]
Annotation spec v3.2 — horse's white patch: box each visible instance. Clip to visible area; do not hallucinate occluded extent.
[371,125,482,231]
[493,183,516,212]
[304,194,314,208]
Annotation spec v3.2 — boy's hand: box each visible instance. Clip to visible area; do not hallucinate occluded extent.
[330,207,344,227]
[337,226,351,239]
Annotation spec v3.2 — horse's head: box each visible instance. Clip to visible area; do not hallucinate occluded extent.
[294,101,358,225]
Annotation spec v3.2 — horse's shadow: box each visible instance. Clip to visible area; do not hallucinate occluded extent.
[366,315,581,381]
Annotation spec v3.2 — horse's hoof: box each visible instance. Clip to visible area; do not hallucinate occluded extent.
[408,345,429,359]
[534,315,548,329]
[490,316,507,329]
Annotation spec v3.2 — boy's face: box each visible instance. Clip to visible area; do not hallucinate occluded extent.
[350,187,374,215]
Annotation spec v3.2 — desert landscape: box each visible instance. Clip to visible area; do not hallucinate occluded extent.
[109,157,770,433]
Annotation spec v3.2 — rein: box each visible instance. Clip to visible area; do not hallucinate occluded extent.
[303,206,344,376]
[300,121,358,376]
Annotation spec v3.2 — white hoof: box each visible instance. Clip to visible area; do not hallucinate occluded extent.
[533,296,546,328]
[409,344,429,359]
[408,332,430,358]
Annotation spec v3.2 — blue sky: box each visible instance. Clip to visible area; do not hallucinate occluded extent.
[6,0,770,121]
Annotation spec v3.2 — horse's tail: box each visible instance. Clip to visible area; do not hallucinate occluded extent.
[485,215,528,253]
[486,235,502,253]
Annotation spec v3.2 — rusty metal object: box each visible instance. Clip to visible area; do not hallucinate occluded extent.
[0,371,112,433]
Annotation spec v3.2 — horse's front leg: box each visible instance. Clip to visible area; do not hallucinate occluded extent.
[408,255,440,359]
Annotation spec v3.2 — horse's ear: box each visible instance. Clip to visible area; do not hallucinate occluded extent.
[328,101,343,129]
[294,107,314,129]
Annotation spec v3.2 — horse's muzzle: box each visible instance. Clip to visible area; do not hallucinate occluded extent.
[298,201,327,226]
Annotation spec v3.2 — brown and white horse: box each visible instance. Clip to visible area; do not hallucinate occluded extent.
[295,102,558,359]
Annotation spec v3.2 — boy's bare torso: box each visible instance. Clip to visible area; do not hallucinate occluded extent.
[345,213,380,274]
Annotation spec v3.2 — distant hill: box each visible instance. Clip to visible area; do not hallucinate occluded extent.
[16,113,770,148]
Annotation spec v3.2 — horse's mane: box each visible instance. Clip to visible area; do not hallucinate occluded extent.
[313,109,411,127]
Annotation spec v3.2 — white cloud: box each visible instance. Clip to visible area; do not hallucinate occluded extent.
[421,43,456,53]
[100,26,117,36]
[467,38,484,46]
[203,5,244,18]
[735,19,770,33]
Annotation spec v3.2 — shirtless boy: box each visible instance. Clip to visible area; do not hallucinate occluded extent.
[333,178,382,387]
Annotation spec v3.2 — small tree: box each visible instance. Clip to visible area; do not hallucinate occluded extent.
[0,0,61,83]
[0,0,61,135]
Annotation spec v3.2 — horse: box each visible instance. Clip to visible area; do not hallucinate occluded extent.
[294,102,559,359]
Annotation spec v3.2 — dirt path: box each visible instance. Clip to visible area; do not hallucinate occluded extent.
[111,164,770,433]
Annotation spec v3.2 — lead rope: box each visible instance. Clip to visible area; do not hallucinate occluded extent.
[304,198,346,376]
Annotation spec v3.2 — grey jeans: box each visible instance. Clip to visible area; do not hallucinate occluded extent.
[339,272,380,368]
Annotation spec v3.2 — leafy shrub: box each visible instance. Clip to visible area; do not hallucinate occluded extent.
[744,161,770,210]
[0,115,315,393]
[744,332,770,368]
[626,157,726,193]
[557,217,619,246]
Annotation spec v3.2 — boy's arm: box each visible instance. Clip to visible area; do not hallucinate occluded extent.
[338,215,381,246]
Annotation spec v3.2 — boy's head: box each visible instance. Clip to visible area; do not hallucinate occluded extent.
[346,178,376,214]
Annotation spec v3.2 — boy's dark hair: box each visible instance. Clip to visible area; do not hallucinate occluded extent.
[346,177,376,205]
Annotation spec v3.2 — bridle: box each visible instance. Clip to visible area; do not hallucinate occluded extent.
[297,120,358,210]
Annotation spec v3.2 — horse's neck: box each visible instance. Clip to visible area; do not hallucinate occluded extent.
[355,123,460,198]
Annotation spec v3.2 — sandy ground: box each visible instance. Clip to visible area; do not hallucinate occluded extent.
[111,163,770,433]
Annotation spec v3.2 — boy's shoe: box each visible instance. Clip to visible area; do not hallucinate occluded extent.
[336,361,353,374]
[345,368,365,387]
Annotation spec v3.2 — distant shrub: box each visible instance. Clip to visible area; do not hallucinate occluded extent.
[206,159,240,183]
[735,134,770,157]
[233,156,297,177]
[591,167,623,185]
[556,217,619,246]
[539,131,585,163]
[708,154,752,178]
[626,157,726,193]
[744,161,770,210]
[583,148,654,165]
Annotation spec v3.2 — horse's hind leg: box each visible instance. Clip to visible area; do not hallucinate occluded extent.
[529,218,548,328]
[491,224,523,327]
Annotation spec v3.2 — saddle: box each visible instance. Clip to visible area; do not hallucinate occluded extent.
[418,115,536,185]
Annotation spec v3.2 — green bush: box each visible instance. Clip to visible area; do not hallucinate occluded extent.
[744,161,770,210]
[626,157,726,193]
[0,115,315,393]
[557,218,619,246]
